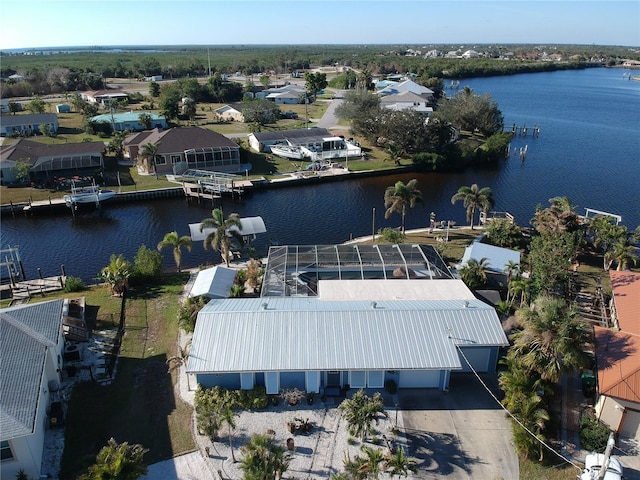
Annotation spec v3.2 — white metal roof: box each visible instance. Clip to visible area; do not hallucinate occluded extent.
[460,242,521,273]
[189,266,237,299]
[189,216,266,242]
[187,297,508,374]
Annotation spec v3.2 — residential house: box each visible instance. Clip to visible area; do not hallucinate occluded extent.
[213,104,244,122]
[248,127,333,153]
[187,244,508,394]
[0,300,66,480]
[0,138,105,185]
[594,271,640,440]
[124,126,242,175]
[377,79,435,105]
[89,111,168,132]
[379,91,434,116]
[81,90,129,107]
[256,84,306,104]
[0,113,58,137]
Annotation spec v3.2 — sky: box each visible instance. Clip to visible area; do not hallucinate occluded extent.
[0,0,638,50]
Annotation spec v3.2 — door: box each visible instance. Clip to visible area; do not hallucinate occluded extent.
[327,371,341,387]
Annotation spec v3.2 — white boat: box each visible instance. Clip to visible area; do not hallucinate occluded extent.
[64,181,116,207]
[580,434,623,480]
[270,144,305,160]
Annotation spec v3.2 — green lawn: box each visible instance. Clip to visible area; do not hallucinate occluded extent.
[38,276,195,479]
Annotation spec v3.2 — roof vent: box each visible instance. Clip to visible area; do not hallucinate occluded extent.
[371,301,377,309]
[463,300,469,308]
[261,302,268,310]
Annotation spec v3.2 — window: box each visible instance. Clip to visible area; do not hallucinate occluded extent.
[154,156,166,166]
[170,155,181,165]
[1,440,14,462]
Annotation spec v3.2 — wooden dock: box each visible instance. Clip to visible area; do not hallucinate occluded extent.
[2,276,67,305]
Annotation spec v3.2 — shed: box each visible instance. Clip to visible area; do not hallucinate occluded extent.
[56,104,71,113]
[189,266,238,299]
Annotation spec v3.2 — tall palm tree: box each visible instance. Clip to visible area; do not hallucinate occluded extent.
[511,295,590,383]
[157,231,192,272]
[200,208,243,267]
[139,142,159,178]
[531,196,579,236]
[166,341,191,390]
[450,184,494,230]
[609,241,638,271]
[220,391,239,463]
[503,260,520,285]
[80,437,148,480]
[507,275,530,306]
[384,179,423,234]
[240,433,290,480]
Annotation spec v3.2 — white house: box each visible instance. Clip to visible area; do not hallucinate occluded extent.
[81,90,129,107]
[187,244,508,395]
[213,104,244,122]
[379,91,434,115]
[0,300,66,480]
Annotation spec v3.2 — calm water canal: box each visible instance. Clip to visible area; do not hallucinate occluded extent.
[2,67,639,283]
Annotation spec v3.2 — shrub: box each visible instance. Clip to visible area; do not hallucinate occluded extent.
[177,295,206,333]
[132,244,163,280]
[485,218,522,248]
[384,379,397,394]
[379,227,405,244]
[64,276,85,293]
[580,413,612,452]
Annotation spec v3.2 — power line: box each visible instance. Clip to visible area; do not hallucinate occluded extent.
[455,345,583,472]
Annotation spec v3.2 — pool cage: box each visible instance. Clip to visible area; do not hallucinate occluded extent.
[261,244,452,297]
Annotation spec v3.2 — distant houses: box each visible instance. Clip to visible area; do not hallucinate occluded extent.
[0,113,58,137]
[89,111,168,132]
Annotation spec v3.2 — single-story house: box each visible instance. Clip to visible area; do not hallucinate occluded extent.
[0,113,58,137]
[125,127,242,175]
[213,104,244,123]
[89,111,168,132]
[0,138,105,185]
[187,244,508,394]
[594,271,640,440]
[248,128,333,153]
[256,84,306,104]
[377,79,435,104]
[81,90,129,107]
[379,91,434,116]
[0,300,66,480]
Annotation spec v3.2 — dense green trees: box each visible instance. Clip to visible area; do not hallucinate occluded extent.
[434,87,504,136]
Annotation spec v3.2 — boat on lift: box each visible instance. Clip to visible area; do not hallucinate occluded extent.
[63,180,116,208]
[269,144,306,160]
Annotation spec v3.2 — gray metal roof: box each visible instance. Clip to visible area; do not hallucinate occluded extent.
[187,297,508,374]
[251,128,332,143]
[0,113,58,127]
[1,300,63,440]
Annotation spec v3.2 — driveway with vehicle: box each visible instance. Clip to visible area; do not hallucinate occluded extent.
[398,373,519,479]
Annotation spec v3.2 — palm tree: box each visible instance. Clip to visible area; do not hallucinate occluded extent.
[80,437,148,480]
[338,390,387,442]
[240,433,290,480]
[139,142,159,178]
[511,295,591,383]
[531,196,579,236]
[157,231,193,272]
[358,446,385,480]
[220,391,239,463]
[503,260,520,285]
[507,275,530,306]
[384,179,424,233]
[98,254,132,297]
[450,184,495,230]
[610,241,638,271]
[166,341,191,390]
[383,447,417,478]
[200,208,243,267]
[459,257,489,290]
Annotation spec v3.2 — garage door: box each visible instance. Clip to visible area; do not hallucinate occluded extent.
[458,347,491,372]
[350,371,367,388]
[620,409,640,440]
[399,370,440,388]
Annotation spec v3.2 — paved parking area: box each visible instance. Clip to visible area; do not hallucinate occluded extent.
[398,373,519,479]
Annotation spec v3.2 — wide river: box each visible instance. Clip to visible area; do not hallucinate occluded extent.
[2,67,639,283]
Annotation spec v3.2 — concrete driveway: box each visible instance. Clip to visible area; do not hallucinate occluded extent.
[398,373,518,479]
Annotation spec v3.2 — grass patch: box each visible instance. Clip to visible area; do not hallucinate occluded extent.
[519,456,580,480]
[40,274,195,479]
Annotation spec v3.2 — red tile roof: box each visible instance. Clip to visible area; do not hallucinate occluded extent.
[610,271,640,334]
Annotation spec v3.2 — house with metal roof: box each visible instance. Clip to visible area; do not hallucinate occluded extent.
[377,79,435,103]
[248,128,333,153]
[0,300,66,480]
[459,240,521,275]
[379,91,434,116]
[89,111,168,132]
[595,271,640,440]
[0,138,105,185]
[213,104,244,122]
[187,244,509,395]
[0,113,58,137]
[125,127,242,175]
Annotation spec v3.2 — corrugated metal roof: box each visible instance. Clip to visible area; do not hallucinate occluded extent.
[251,128,332,142]
[189,266,237,299]
[187,297,507,374]
[1,300,63,439]
[594,326,640,404]
[461,242,520,273]
[610,271,640,334]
